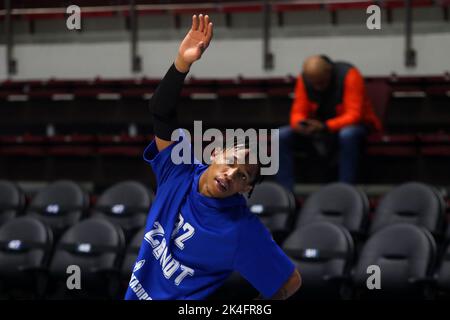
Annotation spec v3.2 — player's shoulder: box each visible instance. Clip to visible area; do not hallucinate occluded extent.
[234,206,265,230]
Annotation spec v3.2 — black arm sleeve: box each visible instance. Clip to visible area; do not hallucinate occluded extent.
[150,63,188,141]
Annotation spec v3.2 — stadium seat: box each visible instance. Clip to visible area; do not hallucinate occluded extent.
[282,221,354,299]
[48,218,125,299]
[207,271,258,300]
[369,182,446,237]
[91,181,152,239]
[120,227,145,284]
[419,133,450,158]
[365,79,392,123]
[273,3,322,12]
[296,183,369,239]
[0,180,26,226]
[26,180,89,238]
[352,223,436,299]
[247,181,296,244]
[327,1,374,11]
[436,242,450,297]
[0,217,53,299]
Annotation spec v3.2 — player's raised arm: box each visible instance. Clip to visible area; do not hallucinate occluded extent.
[151,14,214,152]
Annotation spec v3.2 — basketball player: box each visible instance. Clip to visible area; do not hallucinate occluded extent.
[125,14,301,300]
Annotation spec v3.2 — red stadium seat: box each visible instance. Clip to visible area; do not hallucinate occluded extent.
[83,11,117,18]
[22,13,66,21]
[366,134,417,157]
[181,87,216,98]
[136,9,166,16]
[418,133,450,144]
[382,0,434,8]
[73,88,116,99]
[0,134,46,144]
[273,3,322,12]
[267,87,293,97]
[426,85,450,96]
[171,7,218,15]
[421,146,450,157]
[419,133,450,157]
[367,133,416,144]
[221,4,263,13]
[120,88,154,98]
[97,146,142,157]
[327,1,374,11]
[217,87,267,98]
[47,146,95,157]
[365,79,392,123]
[47,134,96,144]
[0,146,46,157]
[97,134,147,144]
[186,77,218,86]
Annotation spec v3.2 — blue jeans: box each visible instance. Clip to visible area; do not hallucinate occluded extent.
[275,124,368,192]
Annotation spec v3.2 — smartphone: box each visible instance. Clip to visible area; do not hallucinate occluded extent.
[299,120,308,128]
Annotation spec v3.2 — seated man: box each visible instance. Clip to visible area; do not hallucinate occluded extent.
[125,14,301,300]
[276,55,382,191]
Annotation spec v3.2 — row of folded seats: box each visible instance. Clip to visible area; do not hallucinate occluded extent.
[210,181,450,300]
[0,180,153,240]
[0,180,449,299]
[0,179,154,299]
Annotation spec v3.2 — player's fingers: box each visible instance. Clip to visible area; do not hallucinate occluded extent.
[198,14,204,32]
[192,15,198,31]
[204,15,210,35]
[205,22,213,43]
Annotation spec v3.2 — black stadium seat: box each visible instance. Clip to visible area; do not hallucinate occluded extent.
[436,243,450,297]
[207,271,258,300]
[0,217,53,299]
[352,223,436,299]
[0,180,26,226]
[247,181,296,243]
[26,180,89,238]
[296,183,369,239]
[282,221,354,299]
[369,182,445,237]
[121,227,145,285]
[91,181,152,239]
[48,218,125,299]
[208,271,259,300]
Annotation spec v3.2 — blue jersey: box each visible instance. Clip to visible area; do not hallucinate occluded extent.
[125,139,295,300]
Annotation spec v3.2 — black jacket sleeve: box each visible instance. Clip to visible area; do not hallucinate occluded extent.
[150,63,188,141]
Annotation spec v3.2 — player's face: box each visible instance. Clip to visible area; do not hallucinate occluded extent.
[204,148,258,198]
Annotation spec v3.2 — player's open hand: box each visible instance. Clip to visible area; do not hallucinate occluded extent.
[175,14,213,73]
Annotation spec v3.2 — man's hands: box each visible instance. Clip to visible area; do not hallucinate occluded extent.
[175,14,214,73]
[294,119,326,135]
